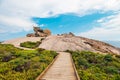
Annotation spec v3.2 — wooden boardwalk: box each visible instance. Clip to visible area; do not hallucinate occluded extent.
[37,52,78,80]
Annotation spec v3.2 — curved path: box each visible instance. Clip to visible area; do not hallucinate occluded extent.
[3,37,79,80]
[2,37,42,50]
[37,52,78,80]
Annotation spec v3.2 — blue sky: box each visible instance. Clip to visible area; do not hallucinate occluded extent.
[0,0,120,41]
[32,13,110,34]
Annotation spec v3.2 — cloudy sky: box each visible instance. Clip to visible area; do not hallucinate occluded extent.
[0,0,120,41]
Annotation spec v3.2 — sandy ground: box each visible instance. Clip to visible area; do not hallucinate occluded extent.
[2,37,42,49]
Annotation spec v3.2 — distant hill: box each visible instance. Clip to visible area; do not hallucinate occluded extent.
[104,41,120,48]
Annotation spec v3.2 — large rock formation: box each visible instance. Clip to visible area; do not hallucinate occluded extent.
[27,26,51,37]
[39,34,120,55]
[3,31,120,55]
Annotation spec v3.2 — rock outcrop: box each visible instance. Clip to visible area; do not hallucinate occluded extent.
[27,26,51,37]
[3,31,120,55]
[39,35,120,55]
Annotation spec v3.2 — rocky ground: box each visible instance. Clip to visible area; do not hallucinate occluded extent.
[2,33,120,55]
[39,34,120,55]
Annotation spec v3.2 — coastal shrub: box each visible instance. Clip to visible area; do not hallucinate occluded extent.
[104,54,113,62]
[104,66,119,74]
[20,41,41,49]
[70,51,120,80]
[36,48,45,52]
[0,44,57,80]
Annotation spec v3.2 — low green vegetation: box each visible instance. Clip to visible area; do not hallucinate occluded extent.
[20,41,41,49]
[0,43,57,80]
[69,51,120,80]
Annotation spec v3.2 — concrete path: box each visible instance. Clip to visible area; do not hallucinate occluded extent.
[38,52,78,80]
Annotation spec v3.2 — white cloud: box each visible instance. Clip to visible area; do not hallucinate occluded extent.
[0,0,120,40]
[0,29,6,33]
[1,0,119,17]
[39,24,45,27]
[79,13,120,40]
[0,15,37,33]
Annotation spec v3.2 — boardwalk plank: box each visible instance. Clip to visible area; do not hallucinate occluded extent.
[39,52,77,80]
